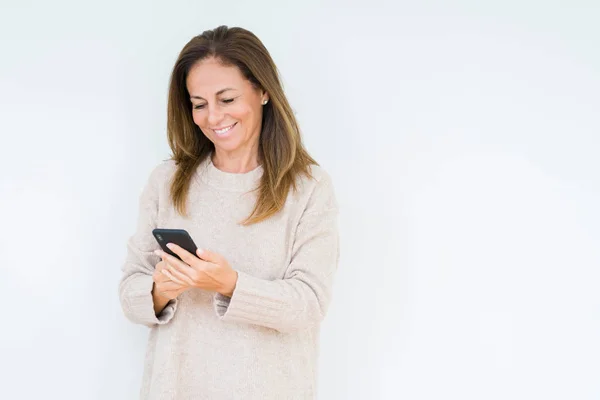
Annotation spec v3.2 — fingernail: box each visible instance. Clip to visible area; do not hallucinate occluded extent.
[197,248,204,254]
[154,250,161,256]
[166,243,174,250]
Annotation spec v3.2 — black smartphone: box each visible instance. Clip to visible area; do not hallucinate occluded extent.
[152,228,199,261]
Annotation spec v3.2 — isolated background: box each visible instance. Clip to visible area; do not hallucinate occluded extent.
[1,1,599,399]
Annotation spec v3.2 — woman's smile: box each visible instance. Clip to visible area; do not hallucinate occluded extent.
[213,122,237,137]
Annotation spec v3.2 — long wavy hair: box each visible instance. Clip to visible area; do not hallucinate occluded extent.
[166,26,317,225]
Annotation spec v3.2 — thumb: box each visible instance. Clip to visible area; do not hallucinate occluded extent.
[196,248,221,263]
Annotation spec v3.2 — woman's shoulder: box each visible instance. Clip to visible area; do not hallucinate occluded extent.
[146,159,178,185]
[292,163,338,213]
[306,163,331,182]
[300,164,334,192]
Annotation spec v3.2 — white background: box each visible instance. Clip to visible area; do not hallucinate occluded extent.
[1,1,599,399]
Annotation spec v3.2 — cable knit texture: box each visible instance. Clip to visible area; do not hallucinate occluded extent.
[118,155,339,400]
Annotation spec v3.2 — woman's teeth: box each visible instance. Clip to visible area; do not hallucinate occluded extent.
[214,123,236,136]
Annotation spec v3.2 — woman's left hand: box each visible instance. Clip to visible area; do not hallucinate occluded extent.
[154,244,238,297]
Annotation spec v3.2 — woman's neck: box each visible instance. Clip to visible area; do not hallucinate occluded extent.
[211,149,260,174]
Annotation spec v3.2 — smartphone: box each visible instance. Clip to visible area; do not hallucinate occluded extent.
[152,228,199,261]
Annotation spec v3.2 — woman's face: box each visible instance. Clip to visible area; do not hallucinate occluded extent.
[187,57,268,159]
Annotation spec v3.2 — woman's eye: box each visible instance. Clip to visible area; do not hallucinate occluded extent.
[193,99,233,110]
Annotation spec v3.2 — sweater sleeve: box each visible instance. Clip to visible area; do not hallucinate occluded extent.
[118,163,178,327]
[213,171,340,333]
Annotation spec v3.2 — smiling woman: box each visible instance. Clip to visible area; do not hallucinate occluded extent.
[118,25,340,400]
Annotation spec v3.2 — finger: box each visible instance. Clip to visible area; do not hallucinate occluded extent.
[161,268,188,286]
[195,248,221,264]
[155,260,167,272]
[154,262,181,284]
[156,249,195,273]
[154,271,173,284]
[165,243,197,266]
[164,265,195,286]
[154,261,170,275]
[153,273,174,286]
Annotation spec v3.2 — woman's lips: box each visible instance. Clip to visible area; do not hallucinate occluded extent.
[213,123,237,136]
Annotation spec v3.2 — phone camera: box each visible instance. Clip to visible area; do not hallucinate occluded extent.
[156,234,163,241]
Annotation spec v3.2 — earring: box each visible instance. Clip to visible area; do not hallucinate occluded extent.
[262,99,268,105]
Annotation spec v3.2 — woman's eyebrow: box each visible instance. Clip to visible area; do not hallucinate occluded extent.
[190,88,236,100]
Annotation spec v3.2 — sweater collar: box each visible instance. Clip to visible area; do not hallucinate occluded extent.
[197,154,263,192]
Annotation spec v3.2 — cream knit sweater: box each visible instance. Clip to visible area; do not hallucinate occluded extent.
[118,155,339,400]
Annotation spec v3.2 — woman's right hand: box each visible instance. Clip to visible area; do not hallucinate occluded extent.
[152,260,189,300]
[151,259,188,316]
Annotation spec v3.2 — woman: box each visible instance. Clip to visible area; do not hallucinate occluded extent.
[118,25,340,399]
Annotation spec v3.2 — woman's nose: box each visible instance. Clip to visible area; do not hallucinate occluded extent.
[207,105,224,126]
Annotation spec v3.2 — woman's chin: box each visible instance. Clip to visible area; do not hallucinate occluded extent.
[213,139,244,153]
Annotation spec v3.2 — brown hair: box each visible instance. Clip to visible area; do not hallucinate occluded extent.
[166,25,317,225]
